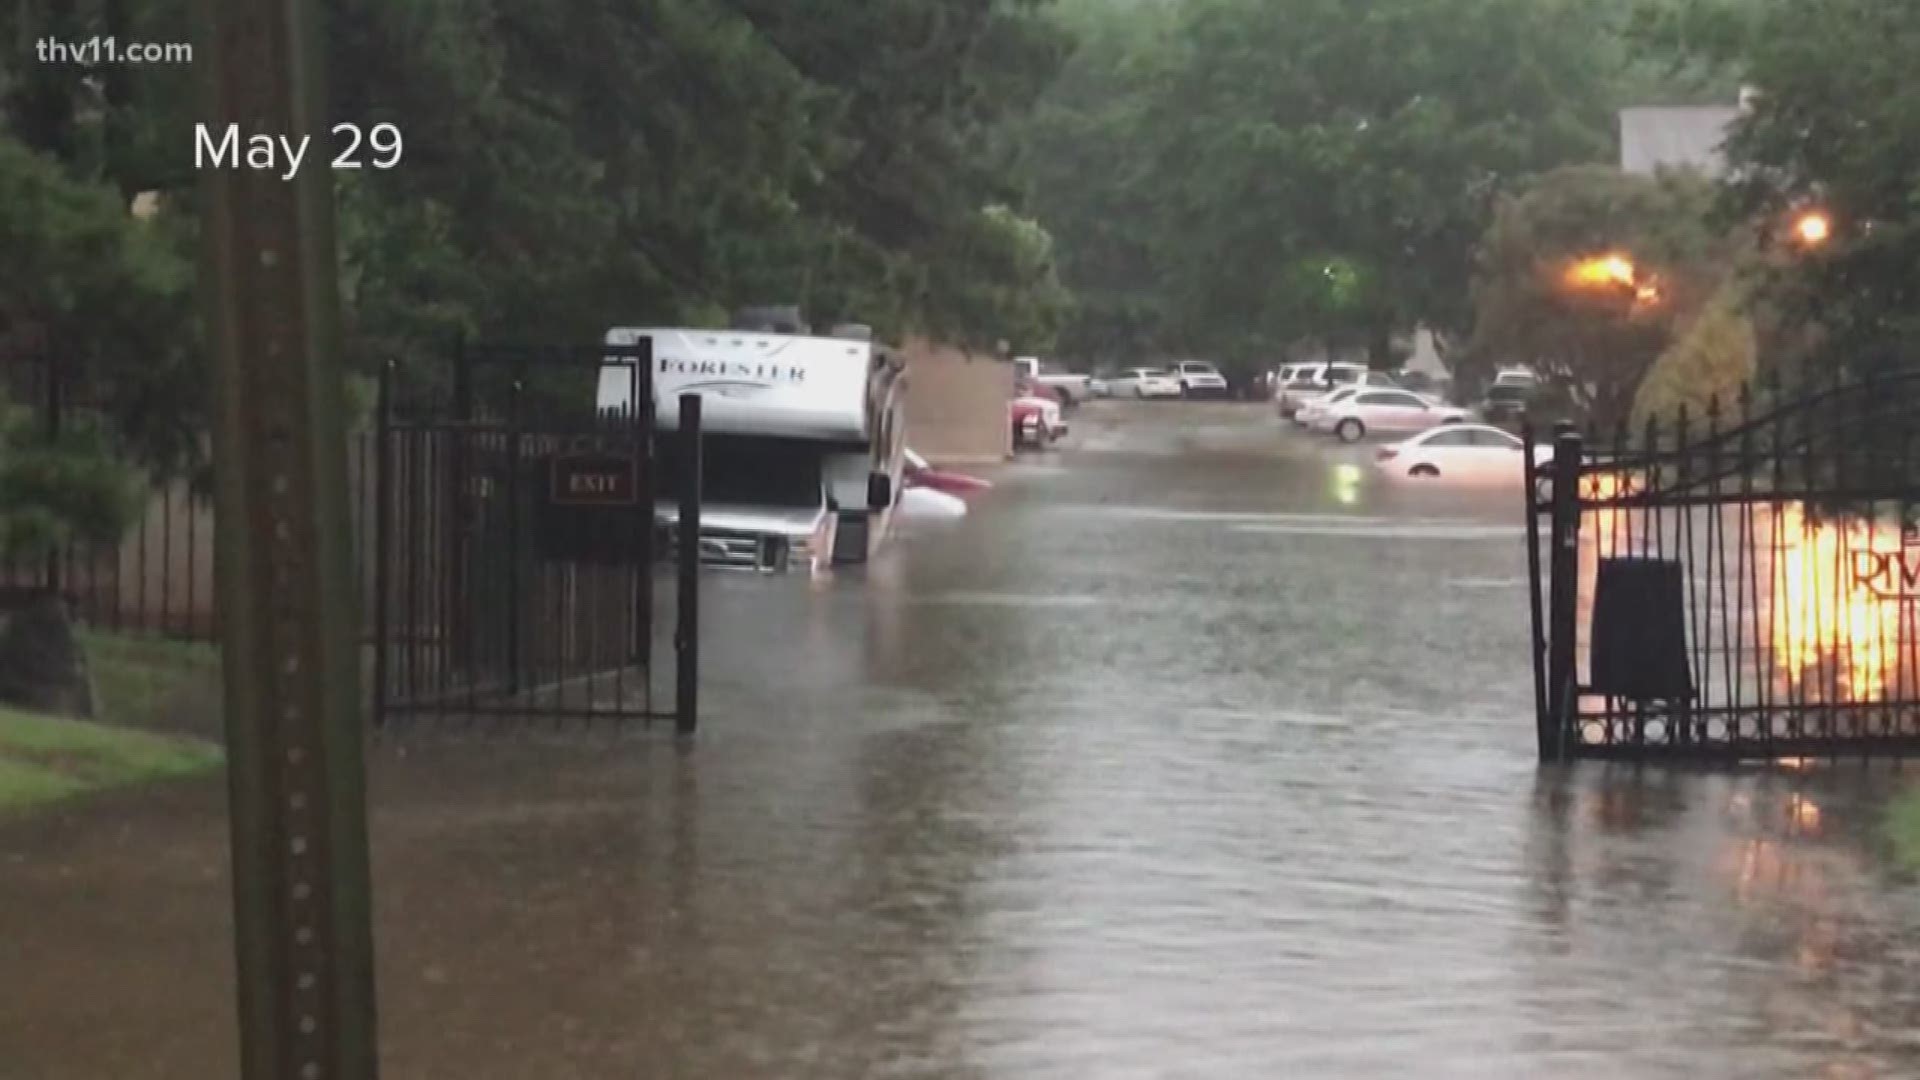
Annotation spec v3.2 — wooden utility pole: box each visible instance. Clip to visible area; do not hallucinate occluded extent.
[196,0,380,1075]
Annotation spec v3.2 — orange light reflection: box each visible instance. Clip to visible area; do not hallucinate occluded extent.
[1771,505,1907,703]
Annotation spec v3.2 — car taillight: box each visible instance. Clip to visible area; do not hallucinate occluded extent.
[1376,447,1399,462]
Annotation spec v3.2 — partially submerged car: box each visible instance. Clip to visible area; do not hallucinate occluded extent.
[1012,394,1067,449]
[1376,424,1554,484]
[1316,389,1469,442]
[899,449,992,522]
[904,449,993,497]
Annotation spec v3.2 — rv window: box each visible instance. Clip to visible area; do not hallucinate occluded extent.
[653,434,825,508]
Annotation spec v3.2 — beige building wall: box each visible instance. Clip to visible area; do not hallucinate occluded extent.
[898,336,1013,465]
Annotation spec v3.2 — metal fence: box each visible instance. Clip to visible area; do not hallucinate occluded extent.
[1525,368,1920,762]
[4,340,703,731]
[368,344,697,728]
[0,435,382,644]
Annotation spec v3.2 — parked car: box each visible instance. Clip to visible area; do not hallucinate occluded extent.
[1011,394,1068,448]
[904,449,993,497]
[1481,383,1535,425]
[1110,367,1183,399]
[1170,360,1231,399]
[1014,358,1095,404]
[1317,389,1469,442]
[1375,424,1554,484]
[1275,362,1369,419]
[1398,370,1443,395]
[1290,370,1401,425]
[1494,367,1538,389]
[1268,363,1305,398]
[1295,386,1364,429]
[1016,376,1069,407]
[898,484,968,522]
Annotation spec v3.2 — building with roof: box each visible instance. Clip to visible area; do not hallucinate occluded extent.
[1619,105,1741,177]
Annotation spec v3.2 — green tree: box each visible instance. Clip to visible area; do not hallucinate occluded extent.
[1633,287,1759,424]
[0,134,199,474]
[4,0,1077,451]
[1637,0,1920,377]
[326,0,1071,372]
[0,395,138,561]
[1013,0,1183,366]
[1468,165,1729,427]
[1017,0,1623,375]
[924,206,1072,355]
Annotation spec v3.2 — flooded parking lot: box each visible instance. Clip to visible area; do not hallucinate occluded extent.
[7,400,1920,1079]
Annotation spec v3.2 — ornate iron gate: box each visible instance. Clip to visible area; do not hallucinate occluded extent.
[370,342,701,730]
[1525,369,1920,762]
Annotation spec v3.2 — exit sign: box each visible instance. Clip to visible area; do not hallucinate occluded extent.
[550,454,639,506]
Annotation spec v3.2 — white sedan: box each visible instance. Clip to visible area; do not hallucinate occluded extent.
[1297,386,1364,429]
[1110,368,1183,399]
[1319,389,1469,442]
[1375,424,1553,484]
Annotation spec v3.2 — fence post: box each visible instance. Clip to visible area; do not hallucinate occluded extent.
[1544,421,1584,762]
[675,393,702,736]
[1523,424,1550,757]
[504,379,524,694]
[44,349,62,594]
[630,340,653,670]
[371,361,395,729]
[448,338,474,681]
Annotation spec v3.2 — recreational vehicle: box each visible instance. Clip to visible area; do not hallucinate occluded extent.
[597,319,908,572]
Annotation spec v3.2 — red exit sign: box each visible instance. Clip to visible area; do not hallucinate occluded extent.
[550,454,639,506]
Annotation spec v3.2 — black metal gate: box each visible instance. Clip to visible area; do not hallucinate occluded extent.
[369,341,701,730]
[1525,369,1920,762]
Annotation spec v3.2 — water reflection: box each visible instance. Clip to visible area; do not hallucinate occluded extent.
[1526,766,1920,1077]
[1773,504,1910,703]
[1576,489,1919,714]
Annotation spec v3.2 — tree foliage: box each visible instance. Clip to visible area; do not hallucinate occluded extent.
[0,135,199,474]
[1016,0,1630,373]
[325,0,1075,366]
[0,0,1077,479]
[0,395,138,563]
[1638,0,1920,377]
[1468,166,1730,428]
[1633,287,1759,424]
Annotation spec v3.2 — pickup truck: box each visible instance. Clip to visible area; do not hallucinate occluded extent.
[1014,358,1094,405]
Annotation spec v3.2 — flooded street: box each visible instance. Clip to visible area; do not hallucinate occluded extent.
[8,401,1920,1079]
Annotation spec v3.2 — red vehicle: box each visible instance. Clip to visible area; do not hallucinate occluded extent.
[904,449,993,496]
[1011,394,1067,449]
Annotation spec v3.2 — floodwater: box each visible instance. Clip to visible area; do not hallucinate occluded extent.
[8,400,1920,1079]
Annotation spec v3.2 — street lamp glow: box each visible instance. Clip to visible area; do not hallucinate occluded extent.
[1793,211,1833,247]
[1563,253,1663,308]
[1566,254,1637,290]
